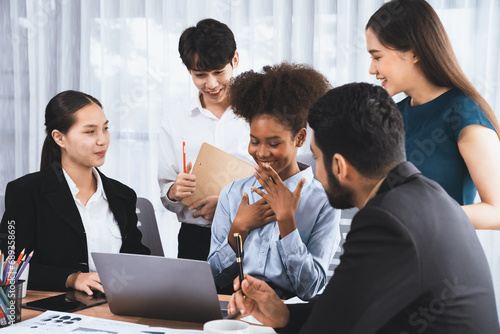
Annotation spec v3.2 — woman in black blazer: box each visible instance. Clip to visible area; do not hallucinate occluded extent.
[0,90,150,294]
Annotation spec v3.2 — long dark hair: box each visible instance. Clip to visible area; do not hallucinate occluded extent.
[40,90,102,170]
[366,0,500,138]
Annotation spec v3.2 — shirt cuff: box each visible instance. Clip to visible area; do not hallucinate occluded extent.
[160,183,186,213]
[215,239,237,272]
[276,228,303,258]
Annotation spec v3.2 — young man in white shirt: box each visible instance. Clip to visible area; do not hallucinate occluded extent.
[158,19,253,260]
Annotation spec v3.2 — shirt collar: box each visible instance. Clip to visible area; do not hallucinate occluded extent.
[186,93,232,120]
[362,176,386,207]
[363,162,421,206]
[252,166,315,192]
[93,168,106,200]
[186,94,204,116]
[377,161,421,194]
[62,167,106,201]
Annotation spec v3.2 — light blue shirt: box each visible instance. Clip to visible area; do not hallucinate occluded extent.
[208,167,341,300]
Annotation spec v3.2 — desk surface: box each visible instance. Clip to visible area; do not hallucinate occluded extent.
[22,290,232,330]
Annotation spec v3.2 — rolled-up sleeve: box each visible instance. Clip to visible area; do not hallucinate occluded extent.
[158,115,185,214]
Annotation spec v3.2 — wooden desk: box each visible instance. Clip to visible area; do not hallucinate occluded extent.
[21,290,231,330]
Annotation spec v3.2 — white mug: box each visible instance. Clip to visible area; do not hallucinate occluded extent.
[204,319,251,334]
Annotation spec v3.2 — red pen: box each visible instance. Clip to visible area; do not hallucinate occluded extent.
[5,249,24,285]
[182,140,187,173]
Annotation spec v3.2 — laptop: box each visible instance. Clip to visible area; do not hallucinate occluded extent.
[91,252,233,323]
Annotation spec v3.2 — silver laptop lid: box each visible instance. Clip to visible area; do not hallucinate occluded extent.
[91,252,223,323]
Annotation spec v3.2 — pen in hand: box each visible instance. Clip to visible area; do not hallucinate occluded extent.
[182,140,187,173]
[234,233,246,300]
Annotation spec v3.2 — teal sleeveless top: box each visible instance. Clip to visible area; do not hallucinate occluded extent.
[398,89,495,205]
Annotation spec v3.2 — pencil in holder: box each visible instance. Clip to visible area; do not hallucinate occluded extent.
[0,280,24,327]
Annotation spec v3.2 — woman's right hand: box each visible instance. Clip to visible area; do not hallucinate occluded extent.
[167,162,196,201]
[228,192,276,250]
[66,272,104,296]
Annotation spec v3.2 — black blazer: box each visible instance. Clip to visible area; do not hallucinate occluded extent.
[0,163,150,291]
[279,162,499,334]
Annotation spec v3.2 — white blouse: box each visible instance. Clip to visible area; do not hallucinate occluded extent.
[63,168,122,272]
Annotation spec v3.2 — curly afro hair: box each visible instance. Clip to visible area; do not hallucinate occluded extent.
[230,62,331,136]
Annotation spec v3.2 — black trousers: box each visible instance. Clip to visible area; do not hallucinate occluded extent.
[177,223,212,261]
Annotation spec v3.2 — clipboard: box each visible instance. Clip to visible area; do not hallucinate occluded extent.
[181,143,255,206]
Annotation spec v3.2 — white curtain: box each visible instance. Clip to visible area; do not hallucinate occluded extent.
[1,0,499,314]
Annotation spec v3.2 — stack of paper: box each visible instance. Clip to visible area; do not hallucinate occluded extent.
[2,310,202,334]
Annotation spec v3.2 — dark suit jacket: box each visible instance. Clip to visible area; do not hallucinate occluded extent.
[278,162,499,334]
[0,163,150,291]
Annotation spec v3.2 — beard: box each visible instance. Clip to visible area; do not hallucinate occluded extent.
[325,168,356,210]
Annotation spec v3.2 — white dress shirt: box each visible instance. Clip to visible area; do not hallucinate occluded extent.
[63,168,122,272]
[158,94,254,227]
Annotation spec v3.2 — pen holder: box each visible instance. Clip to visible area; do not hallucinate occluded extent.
[0,280,24,327]
[18,263,29,298]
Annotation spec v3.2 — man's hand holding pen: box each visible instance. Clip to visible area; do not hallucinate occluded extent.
[228,274,290,328]
[167,156,218,221]
[167,161,196,201]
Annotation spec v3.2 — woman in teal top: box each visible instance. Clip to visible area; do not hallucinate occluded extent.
[366,0,500,229]
[399,89,495,205]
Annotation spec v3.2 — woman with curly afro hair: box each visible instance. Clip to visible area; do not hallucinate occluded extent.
[208,63,341,300]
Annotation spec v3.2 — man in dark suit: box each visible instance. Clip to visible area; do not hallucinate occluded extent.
[228,83,500,333]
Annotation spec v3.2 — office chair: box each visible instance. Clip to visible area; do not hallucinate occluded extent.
[296,152,356,281]
[136,197,165,256]
[296,152,317,178]
[326,208,357,280]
